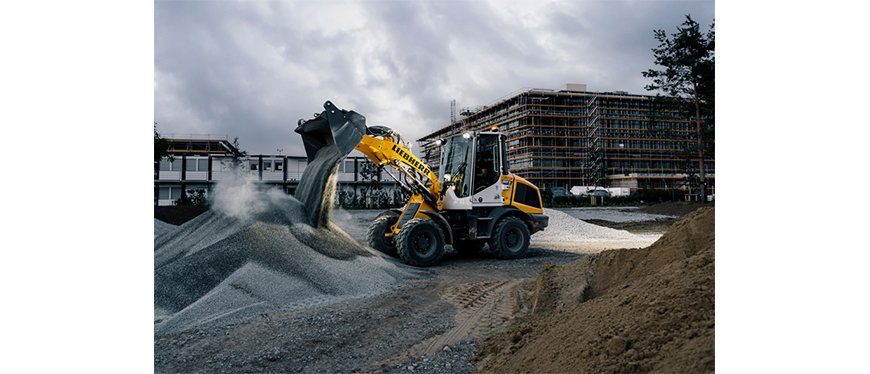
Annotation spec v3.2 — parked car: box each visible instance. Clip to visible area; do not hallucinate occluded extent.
[549,187,571,197]
[586,189,611,197]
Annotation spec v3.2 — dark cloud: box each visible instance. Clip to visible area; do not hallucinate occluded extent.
[155,0,714,155]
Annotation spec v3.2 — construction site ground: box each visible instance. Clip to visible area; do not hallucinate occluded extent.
[154,202,710,373]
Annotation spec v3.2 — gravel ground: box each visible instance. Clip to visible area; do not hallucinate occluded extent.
[155,207,672,372]
[154,247,578,373]
[385,341,477,374]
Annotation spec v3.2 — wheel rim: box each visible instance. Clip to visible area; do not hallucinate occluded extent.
[503,227,523,253]
[413,231,436,257]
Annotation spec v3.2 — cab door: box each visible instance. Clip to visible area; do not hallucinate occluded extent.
[471,134,505,206]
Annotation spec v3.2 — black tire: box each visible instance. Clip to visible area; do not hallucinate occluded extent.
[452,239,486,254]
[395,218,446,267]
[489,216,530,259]
[367,210,400,256]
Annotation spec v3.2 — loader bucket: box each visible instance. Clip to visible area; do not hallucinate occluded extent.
[295,101,366,163]
[294,101,366,227]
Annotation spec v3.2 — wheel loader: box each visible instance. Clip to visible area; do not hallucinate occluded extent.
[295,101,548,267]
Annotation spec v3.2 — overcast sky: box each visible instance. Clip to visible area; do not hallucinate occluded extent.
[155,0,714,156]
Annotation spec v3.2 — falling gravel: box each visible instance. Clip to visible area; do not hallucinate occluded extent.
[155,152,420,335]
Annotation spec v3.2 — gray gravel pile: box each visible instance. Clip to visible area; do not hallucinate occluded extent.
[155,162,417,335]
[154,219,176,238]
[532,208,644,244]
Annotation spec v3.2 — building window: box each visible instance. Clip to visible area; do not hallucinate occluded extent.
[250,161,258,171]
[275,161,283,171]
[160,159,184,171]
[198,159,208,171]
[159,187,171,200]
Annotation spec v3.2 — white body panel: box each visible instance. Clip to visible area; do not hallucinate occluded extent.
[471,182,504,207]
[442,188,472,210]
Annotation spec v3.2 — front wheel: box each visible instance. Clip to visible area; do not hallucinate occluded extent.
[367,210,400,256]
[489,216,530,259]
[395,218,446,267]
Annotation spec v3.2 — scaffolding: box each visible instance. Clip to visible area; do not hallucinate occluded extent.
[417,87,714,192]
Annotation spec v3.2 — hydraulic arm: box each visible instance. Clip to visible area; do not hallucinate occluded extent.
[354,126,442,206]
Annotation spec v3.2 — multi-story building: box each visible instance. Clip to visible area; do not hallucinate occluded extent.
[418,84,714,192]
[154,135,402,206]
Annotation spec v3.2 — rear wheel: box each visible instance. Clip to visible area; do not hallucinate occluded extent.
[367,210,400,256]
[395,218,446,267]
[489,216,530,259]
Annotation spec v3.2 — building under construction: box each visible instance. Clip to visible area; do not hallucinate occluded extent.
[418,84,714,193]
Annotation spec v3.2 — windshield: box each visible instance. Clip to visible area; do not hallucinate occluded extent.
[439,136,473,197]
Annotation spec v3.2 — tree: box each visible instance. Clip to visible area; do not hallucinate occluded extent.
[154,122,172,163]
[643,15,714,200]
[223,137,249,171]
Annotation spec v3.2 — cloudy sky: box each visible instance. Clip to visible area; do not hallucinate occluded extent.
[155,0,714,156]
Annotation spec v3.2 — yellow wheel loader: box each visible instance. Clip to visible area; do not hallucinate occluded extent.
[296,101,548,267]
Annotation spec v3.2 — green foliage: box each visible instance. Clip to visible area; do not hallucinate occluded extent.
[358,161,380,184]
[336,186,406,209]
[224,137,249,170]
[540,188,554,207]
[643,14,715,196]
[174,188,209,207]
[643,15,715,102]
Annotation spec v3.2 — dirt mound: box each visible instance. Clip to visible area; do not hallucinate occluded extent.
[476,207,714,373]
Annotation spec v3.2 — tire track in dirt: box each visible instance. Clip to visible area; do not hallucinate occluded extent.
[411,279,525,356]
[362,279,528,372]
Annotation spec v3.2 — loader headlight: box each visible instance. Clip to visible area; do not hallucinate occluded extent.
[462,132,471,139]
[444,173,452,182]
[435,139,442,146]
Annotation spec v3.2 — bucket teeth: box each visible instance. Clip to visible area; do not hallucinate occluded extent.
[295,101,366,163]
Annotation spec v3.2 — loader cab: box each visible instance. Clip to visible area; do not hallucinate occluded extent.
[439,132,507,209]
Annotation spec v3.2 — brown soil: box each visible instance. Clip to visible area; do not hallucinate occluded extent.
[475,207,714,373]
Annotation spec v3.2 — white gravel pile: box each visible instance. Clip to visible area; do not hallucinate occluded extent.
[532,209,652,246]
